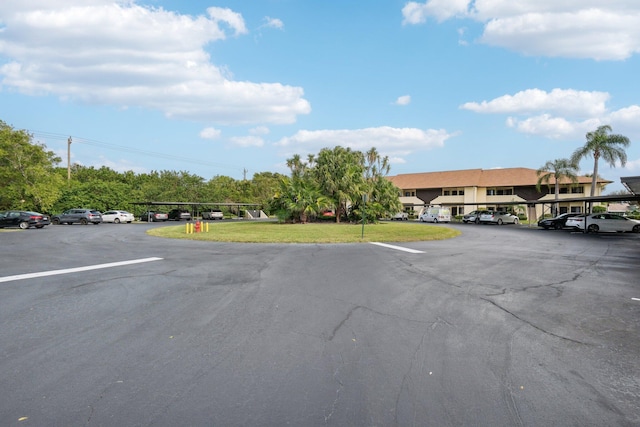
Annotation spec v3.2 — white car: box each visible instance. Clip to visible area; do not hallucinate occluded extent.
[392,212,409,220]
[479,211,519,225]
[566,213,640,233]
[101,210,135,224]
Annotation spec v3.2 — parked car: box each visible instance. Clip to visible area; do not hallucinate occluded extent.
[419,206,451,223]
[462,210,489,224]
[392,212,409,220]
[101,210,135,223]
[51,209,102,225]
[566,213,640,233]
[201,210,224,220]
[479,211,519,225]
[537,213,580,230]
[168,209,192,221]
[0,210,50,229]
[140,211,168,222]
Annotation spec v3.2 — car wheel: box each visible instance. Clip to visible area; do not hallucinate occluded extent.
[52,218,60,225]
[554,223,562,230]
[433,218,438,223]
[80,218,88,225]
[632,225,640,233]
[513,218,519,224]
[587,224,599,233]
[114,218,120,224]
[475,218,480,224]
[497,219,503,225]
[19,221,29,229]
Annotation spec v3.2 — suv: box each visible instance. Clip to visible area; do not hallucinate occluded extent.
[168,209,192,221]
[52,209,102,225]
[462,210,488,224]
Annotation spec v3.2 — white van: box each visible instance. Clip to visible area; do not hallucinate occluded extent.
[418,206,451,223]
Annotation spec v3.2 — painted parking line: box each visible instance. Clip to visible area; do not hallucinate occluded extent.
[369,242,425,254]
[0,257,163,283]
[632,298,640,302]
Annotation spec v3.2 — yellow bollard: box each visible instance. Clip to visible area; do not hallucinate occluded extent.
[206,222,209,233]
[186,222,190,234]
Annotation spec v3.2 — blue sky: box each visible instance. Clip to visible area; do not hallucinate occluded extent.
[1,1,639,192]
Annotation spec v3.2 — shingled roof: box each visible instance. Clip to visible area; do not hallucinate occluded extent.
[387,168,611,189]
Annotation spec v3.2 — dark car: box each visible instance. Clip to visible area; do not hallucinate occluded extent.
[0,210,50,229]
[51,209,102,225]
[168,209,192,221]
[140,211,169,222]
[537,213,580,230]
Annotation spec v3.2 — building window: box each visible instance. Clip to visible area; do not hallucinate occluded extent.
[443,190,450,196]
[487,187,513,196]
[570,206,582,213]
[571,186,584,194]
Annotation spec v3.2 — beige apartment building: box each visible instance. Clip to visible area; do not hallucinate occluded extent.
[387,167,611,220]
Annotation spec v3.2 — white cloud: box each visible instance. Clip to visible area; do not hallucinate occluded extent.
[249,126,270,135]
[262,16,284,30]
[461,89,609,117]
[464,88,640,140]
[230,135,264,147]
[402,1,640,60]
[199,127,222,140]
[0,1,310,125]
[275,126,454,164]
[394,95,411,106]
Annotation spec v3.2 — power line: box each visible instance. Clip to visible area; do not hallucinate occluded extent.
[29,130,245,173]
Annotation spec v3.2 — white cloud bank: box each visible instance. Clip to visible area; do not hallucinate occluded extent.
[275,126,454,163]
[0,1,310,125]
[402,1,640,60]
[461,88,640,140]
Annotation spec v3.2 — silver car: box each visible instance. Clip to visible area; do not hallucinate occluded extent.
[566,213,640,233]
[479,211,519,225]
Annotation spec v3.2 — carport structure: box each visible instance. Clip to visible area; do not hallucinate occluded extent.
[132,202,265,220]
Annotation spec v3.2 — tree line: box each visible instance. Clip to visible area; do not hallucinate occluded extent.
[0,120,402,222]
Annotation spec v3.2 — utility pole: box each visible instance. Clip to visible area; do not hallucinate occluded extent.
[67,136,72,181]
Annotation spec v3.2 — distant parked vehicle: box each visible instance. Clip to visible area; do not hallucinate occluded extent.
[51,209,102,225]
[102,210,135,223]
[419,206,451,223]
[392,212,409,220]
[140,211,168,222]
[566,213,640,233]
[537,213,580,230]
[168,209,192,221]
[462,210,489,224]
[479,211,519,225]
[0,210,50,229]
[201,210,224,220]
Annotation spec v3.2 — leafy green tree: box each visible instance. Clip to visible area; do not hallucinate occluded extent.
[0,121,63,212]
[571,125,631,197]
[536,158,579,216]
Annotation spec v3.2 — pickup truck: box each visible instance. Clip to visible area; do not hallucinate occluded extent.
[202,210,224,220]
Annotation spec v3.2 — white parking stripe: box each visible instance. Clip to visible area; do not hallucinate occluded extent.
[632,298,640,301]
[0,257,163,283]
[369,242,424,254]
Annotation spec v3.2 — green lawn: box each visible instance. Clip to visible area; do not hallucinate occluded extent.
[147,221,461,243]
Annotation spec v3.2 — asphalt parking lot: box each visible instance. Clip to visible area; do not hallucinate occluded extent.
[0,222,638,426]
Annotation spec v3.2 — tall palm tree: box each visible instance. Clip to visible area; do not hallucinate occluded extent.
[571,125,631,197]
[536,158,579,217]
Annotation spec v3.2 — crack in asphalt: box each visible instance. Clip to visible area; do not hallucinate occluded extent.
[480,297,588,345]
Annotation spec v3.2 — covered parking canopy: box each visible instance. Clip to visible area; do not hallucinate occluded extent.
[131,202,263,219]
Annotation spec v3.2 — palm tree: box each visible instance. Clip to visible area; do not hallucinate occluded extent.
[536,158,579,217]
[571,125,631,197]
